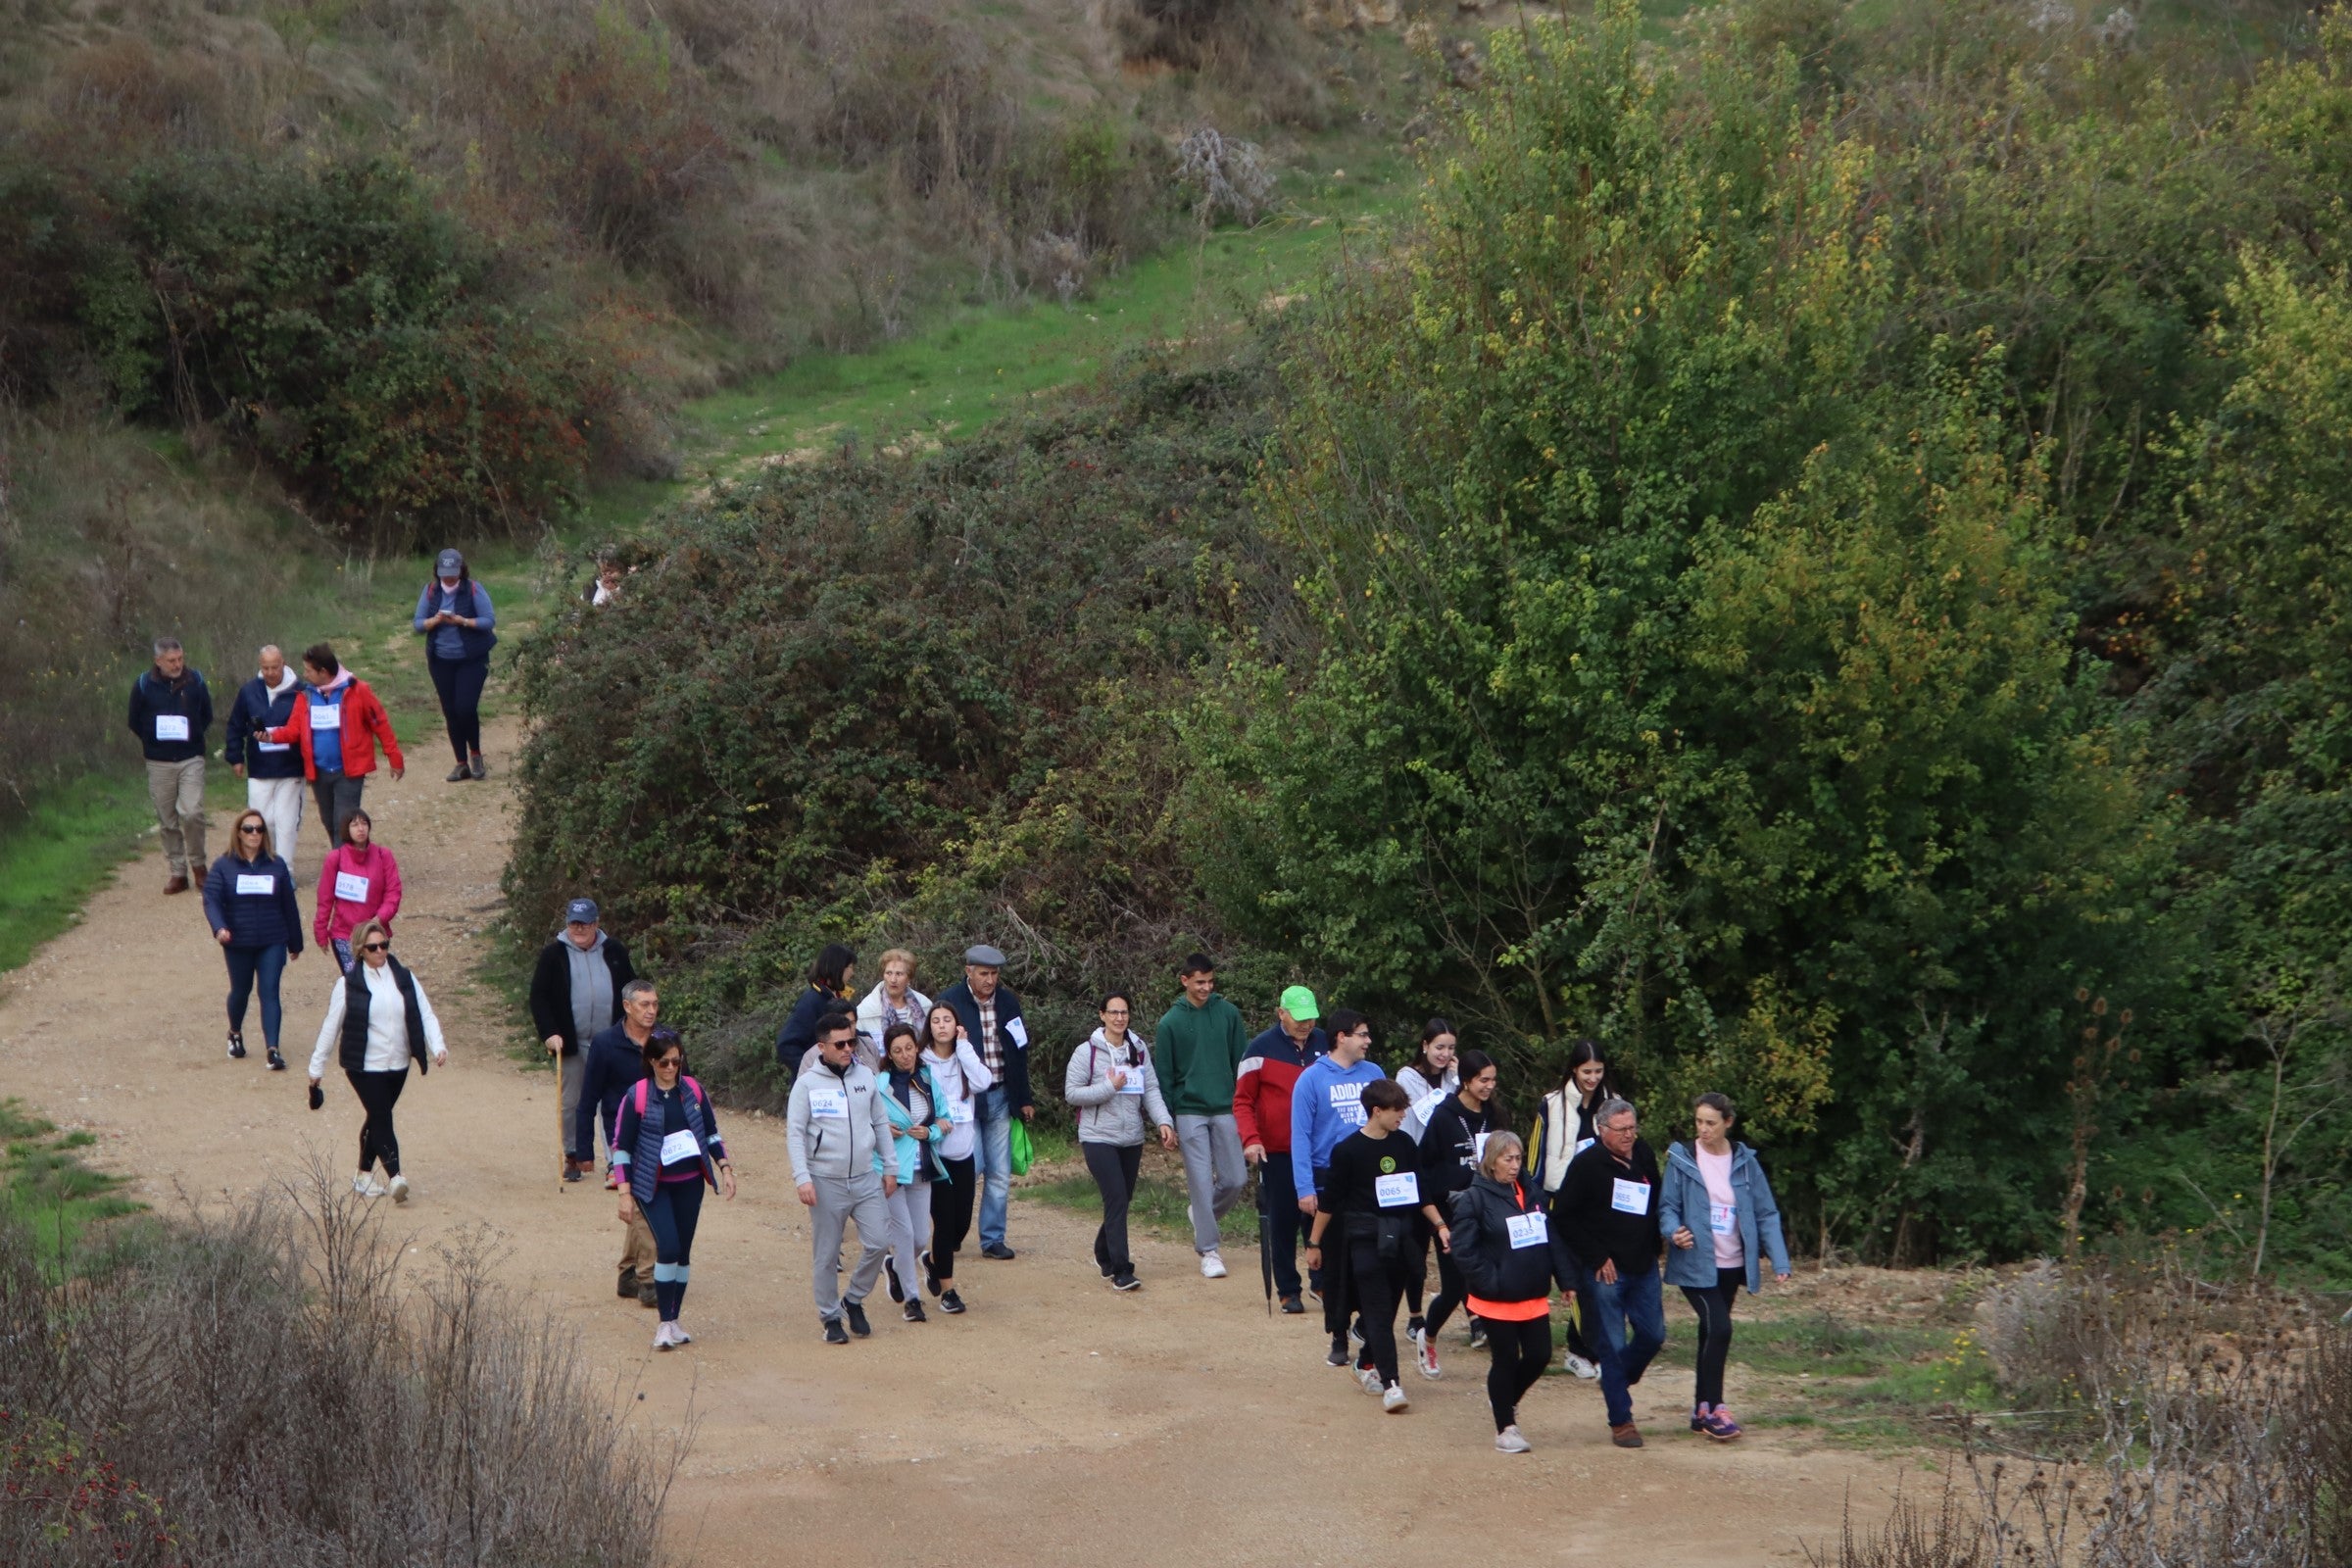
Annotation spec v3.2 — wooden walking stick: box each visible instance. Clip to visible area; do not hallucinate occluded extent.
[556,1046,566,1192]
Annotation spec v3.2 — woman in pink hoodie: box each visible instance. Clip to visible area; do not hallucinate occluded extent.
[315,808,403,971]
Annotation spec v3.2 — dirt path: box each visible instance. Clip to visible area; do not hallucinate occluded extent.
[0,716,1921,1565]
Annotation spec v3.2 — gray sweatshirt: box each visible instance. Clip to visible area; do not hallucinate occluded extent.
[1064,1028,1172,1148]
[788,1058,894,1185]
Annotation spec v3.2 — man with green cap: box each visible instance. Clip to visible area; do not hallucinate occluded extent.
[1233,984,1329,1312]
[1155,953,1251,1278]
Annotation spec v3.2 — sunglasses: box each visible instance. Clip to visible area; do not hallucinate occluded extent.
[239,825,266,835]
[361,941,389,953]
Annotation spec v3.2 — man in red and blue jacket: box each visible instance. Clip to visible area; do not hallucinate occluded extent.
[1234,985,1328,1312]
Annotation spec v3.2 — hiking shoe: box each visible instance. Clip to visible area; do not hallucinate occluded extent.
[1413,1325,1442,1379]
[563,1163,584,1183]
[939,1289,967,1315]
[1326,1338,1351,1368]
[445,763,472,783]
[227,1032,247,1060]
[1610,1423,1644,1448]
[617,1269,640,1299]
[1383,1383,1410,1413]
[844,1301,872,1338]
[638,1279,660,1308]
[1495,1425,1533,1453]
[822,1318,850,1346]
[1357,1366,1383,1396]
[920,1250,940,1298]
[1111,1272,1142,1292]
[1280,1295,1305,1315]
[389,1175,411,1205]
[1200,1251,1228,1279]
[1702,1407,1742,1442]
[981,1242,1015,1260]
[266,1046,285,1072]
[352,1174,386,1199]
[1565,1351,1601,1381]
[884,1255,906,1303]
[468,751,488,780]
[164,875,189,896]
[1467,1318,1489,1350]
[904,1299,928,1323]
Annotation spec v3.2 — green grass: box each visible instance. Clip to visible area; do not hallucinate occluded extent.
[0,1099,142,1278]
[0,776,157,972]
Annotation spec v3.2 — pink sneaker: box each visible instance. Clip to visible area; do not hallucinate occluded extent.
[1701,1405,1742,1441]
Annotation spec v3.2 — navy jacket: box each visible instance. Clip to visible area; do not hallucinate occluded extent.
[201,853,304,953]
[938,979,1034,1111]
[127,666,214,763]
[773,984,845,1067]
[575,1022,652,1162]
[413,579,498,661]
[223,676,306,779]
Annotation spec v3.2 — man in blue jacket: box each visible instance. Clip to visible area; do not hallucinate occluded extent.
[224,645,308,876]
[1288,1007,1389,1362]
[127,637,214,895]
[937,944,1033,1260]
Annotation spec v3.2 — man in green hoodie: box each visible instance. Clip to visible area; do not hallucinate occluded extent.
[1157,953,1251,1278]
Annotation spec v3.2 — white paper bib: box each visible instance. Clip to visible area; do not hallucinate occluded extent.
[235,873,275,896]
[1610,1177,1650,1215]
[334,871,370,903]
[1506,1211,1548,1249]
[154,714,190,742]
[1374,1170,1420,1208]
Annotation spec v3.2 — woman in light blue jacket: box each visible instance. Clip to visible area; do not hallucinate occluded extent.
[1658,1092,1791,1443]
[878,1023,950,1323]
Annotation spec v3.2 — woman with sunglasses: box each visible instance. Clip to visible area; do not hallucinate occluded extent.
[612,1028,736,1349]
[203,808,304,1070]
[307,918,447,1202]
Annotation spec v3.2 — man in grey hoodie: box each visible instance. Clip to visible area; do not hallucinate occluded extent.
[789,1013,900,1344]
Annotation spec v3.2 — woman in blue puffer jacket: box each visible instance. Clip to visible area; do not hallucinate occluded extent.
[1658,1092,1791,1443]
[201,807,305,1070]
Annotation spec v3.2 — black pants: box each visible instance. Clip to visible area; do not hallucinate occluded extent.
[1682,1267,1744,1407]
[1405,1216,1430,1317]
[1084,1142,1142,1278]
[1425,1239,1472,1339]
[347,1067,409,1176]
[312,773,366,850]
[426,654,489,762]
[929,1154,976,1282]
[1348,1238,1410,1388]
[1486,1315,1552,1431]
[1257,1155,1305,1299]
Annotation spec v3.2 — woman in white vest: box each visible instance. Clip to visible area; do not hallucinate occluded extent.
[308,917,448,1202]
[1525,1039,1623,1380]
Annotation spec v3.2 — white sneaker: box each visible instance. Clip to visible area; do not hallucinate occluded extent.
[1495,1425,1533,1453]
[670,1321,692,1344]
[653,1322,675,1350]
[1200,1251,1228,1280]
[352,1175,387,1199]
[388,1174,411,1205]
[1565,1351,1601,1381]
[1382,1382,1410,1413]
[1413,1325,1443,1380]
[1356,1365,1382,1396]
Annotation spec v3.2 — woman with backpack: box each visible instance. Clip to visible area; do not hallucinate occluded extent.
[413,547,497,782]
[879,1022,948,1322]
[1526,1039,1624,1380]
[1448,1131,1561,1453]
[1064,992,1177,1292]
[918,1002,993,1315]
[306,918,447,1203]
[203,807,305,1071]
[1659,1092,1791,1441]
[612,1027,737,1350]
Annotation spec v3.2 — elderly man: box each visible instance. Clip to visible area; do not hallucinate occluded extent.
[1235,985,1329,1313]
[224,645,307,876]
[788,1012,898,1344]
[937,944,1034,1260]
[528,898,639,1182]
[1549,1096,1665,1448]
[577,978,662,1305]
[127,636,214,895]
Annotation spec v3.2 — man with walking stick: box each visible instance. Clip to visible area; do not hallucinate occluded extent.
[528,898,637,1183]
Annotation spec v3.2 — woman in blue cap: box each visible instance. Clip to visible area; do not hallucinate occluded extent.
[414,547,497,782]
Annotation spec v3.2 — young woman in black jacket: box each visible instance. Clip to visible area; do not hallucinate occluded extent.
[1413,1050,1505,1376]
[1448,1131,1559,1453]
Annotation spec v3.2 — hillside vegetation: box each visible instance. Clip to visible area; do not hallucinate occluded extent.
[511,0,2352,1281]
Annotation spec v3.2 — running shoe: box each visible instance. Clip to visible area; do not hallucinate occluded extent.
[445,764,471,783]
[1701,1406,1742,1442]
[920,1250,940,1298]
[1494,1426,1533,1453]
[903,1300,928,1323]
[1413,1325,1442,1380]
[1280,1295,1305,1315]
[389,1174,411,1205]
[266,1047,285,1072]
[981,1242,1016,1260]
[671,1322,692,1345]
[822,1317,850,1346]
[883,1255,905,1303]
[1325,1337,1351,1368]
[352,1175,387,1199]
[1467,1318,1488,1350]
[1382,1383,1410,1413]
[1357,1366,1383,1396]
[939,1289,967,1315]
[227,1031,246,1060]
[1111,1272,1142,1292]
[1565,1351,1601,1381]
[1349,1320,1366,1348]
[1690,1403,1711,1434]
[468,751,488,780]
[844,1301,872,1338]
[654,1322,676,1351]
[1200,1251,1228,1279]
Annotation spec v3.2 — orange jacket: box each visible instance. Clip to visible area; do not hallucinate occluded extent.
[264,678,404,781]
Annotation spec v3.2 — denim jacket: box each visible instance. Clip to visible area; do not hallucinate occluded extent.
[1658,1140,1791,1294]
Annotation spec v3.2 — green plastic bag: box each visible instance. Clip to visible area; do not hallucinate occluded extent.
[1008,1118,1035,1176]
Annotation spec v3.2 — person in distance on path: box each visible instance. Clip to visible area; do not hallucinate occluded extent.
[1527,1039,1625,1382]
[1413,1049,1507,1377]
[578,979,663,1308]
[314,809,401,974]
[778,943,858,1071]
[613,1027,734,1350]
[203,808,304,1070]
[917,1002,993,1315]
[528,897,637,1182]
[1550,1096,1666,1448]
[1304,1078,1449,1415]
[1234,986,1328,1313]
[127,636,213,896]
[308,917,448,1204]
[1659,1092,1792,1442]
[1066,992,1177,1292]
[937,944,1035,1260]
[261,643,404,856]
[412,547,497,782]
[1447,1132,1561,1453]
[1155,953,1250,1281]
[1290,1007,1389,1364]
[878,1023,949,1322]
[224,644,306,878]
[788,1013,898,1344]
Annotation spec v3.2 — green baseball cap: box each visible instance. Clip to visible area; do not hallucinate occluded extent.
[1278,985,1319,1021]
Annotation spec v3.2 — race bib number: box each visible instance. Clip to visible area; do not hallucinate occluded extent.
[1610,1177,1650,1215]
[1374,1171,1420,1208]
[1411,1090,1446,1123]
[1711,1201,1738,1236]
[1506,1211,1548,1250]
[1472,1131,1491,1163]
[235,873,274,896]
[948,1097,974,1124]
[1573,1138,1595,1159]
[1115,1068,1146,1095]
[808,1086,848,1120]
[1004,1016,1028,1049]
[1330,1081,1367,1125]
[154,714,189,742]
[333,872,370,903]
[256,739,289,753]
[311,703,343,731]
[659,1129,701,1166]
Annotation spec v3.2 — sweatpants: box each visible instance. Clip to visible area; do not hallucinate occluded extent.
[887,1178,932,1302]
[246,775,305,878]
[222,943,288,1050]
[1084,1141,1143,1278]
[311,773,366,855]
[809,1170,890,1321]
[147,757,207,877]
[929,1156,976,1283]
[1348,1238,1410,1388]
[1682,1267,1744,1408]
[1175,1112,1246,1254]
[426,654,489,763]
[1485,1315,1552,1431]
[643,1179,706,1322]
[347,1067,409,1177]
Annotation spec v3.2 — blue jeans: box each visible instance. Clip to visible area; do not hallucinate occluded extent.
[974,1087,1012,1249]
[1579,1264,1667,1427]
[223,943,288,1050]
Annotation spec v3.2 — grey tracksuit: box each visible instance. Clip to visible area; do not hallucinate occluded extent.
[788,1058,897,1321]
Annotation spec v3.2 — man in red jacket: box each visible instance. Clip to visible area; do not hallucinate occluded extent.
[1234,985,1329,1315]
[264,642,404,857]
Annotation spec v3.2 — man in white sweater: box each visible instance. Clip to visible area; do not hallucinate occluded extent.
[788,1011,899,1345]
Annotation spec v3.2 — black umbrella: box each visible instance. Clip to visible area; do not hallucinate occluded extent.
[1254,1166,1273,1316]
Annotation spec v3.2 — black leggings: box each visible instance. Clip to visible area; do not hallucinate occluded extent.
[1425,1240,1472,1340]
[1348,1239,1410,1387]
[426,654,488,762]
[1084,1142,1142,1277]
[929,1154,976,1283]
[1682,1267,1744,1407]
[347,1067,409,1176]
[1485,1314,1552,1431]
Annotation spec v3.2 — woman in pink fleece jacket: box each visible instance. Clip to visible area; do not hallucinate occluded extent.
[315,808,403,970]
